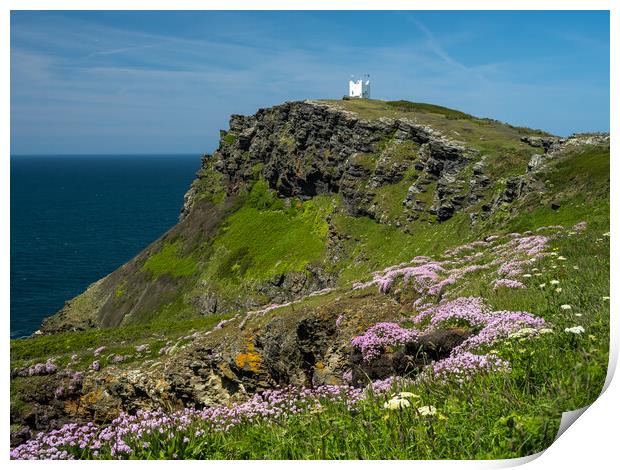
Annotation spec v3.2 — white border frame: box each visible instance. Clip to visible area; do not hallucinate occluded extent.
[2,2,616,469]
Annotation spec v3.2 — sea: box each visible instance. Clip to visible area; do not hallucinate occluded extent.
[10,155,201,338]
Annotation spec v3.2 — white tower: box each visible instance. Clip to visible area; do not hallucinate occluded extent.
[348,74,370,99]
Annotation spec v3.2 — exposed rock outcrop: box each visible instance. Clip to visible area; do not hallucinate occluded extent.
[182,101,474,223]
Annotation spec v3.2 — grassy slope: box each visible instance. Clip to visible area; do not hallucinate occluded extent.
[323,99,551,181]
[13,203,608,460]
[202,195,332,282]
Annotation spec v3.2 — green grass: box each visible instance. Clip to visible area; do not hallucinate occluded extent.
[114,281,127,298]
[10,314,232,370]
[130,289,199,325]
[246,179,285,211]
[221,132,237,146]
[371,179,411,221]
[486,144,610,234]
[547,144,610,195]
[199,192,333,283]
[142,241,198,278]
[385,100,476,120]
[383,139,419,164]
[332,209,472,283]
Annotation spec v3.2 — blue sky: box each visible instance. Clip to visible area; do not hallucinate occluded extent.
[10,10,609,155]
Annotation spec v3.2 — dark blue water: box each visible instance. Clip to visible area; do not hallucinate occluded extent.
[10,155,201,338]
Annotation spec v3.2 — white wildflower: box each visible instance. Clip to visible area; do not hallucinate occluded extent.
[383,397,411,410]
[555,288,562,293]
[564,326,585,335]
[417,405,437,416]
[539,283,546,288]
[560,304,572,310]
[523,274,532,278]
[550,280,560,285]
[558,256,567,261]
[508,327,538,339]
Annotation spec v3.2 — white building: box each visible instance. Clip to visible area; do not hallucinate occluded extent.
[348,75,370,99]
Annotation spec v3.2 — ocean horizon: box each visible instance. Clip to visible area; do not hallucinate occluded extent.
[10,154,201,338]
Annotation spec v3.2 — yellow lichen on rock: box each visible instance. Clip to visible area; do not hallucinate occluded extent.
[235,336,262,373]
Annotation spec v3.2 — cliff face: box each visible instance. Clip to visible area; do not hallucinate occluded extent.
[39,99,609,336]
[182,101,475,223]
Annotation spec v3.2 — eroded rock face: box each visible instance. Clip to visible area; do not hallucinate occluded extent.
[256,267,335,305]
[13,292,418,441]
[182,101,474,222]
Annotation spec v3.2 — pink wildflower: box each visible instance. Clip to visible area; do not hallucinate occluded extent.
[351,323,419,362]
[493,279,526,290]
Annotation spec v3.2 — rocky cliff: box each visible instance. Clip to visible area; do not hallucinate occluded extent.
[42,99,608,336]
[181,101,475,223]
[11,99,610,447]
